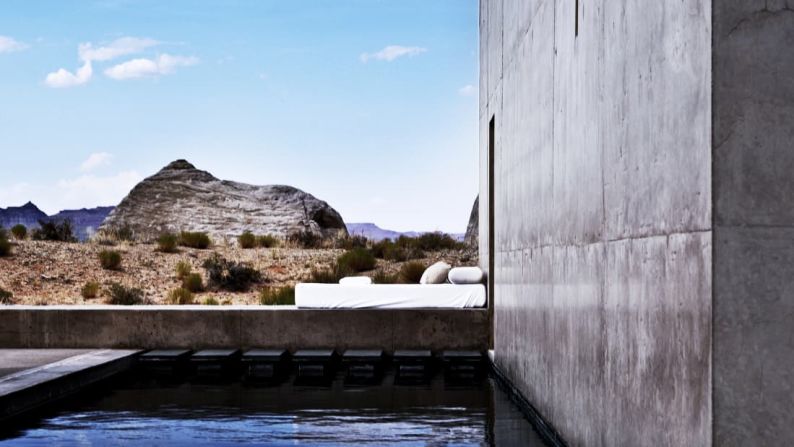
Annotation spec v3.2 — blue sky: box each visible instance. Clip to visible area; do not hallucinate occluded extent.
[0,0,478,233]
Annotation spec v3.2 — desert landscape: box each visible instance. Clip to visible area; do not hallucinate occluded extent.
[0,160,478,306]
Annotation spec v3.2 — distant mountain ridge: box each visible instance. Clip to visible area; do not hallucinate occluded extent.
[0,202,48,229]
[50,206,115,241]
[347,222,464,242]
[0,202,114,242]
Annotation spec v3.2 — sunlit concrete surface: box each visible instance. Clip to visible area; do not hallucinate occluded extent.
[0,349,139,421]
[480,0,793,445]
[0,349,92,379]
[480,0,712,445]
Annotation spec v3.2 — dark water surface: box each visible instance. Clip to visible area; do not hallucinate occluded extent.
[0,373,546,446]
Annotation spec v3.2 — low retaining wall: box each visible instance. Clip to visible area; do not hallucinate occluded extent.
[0,306,489,351]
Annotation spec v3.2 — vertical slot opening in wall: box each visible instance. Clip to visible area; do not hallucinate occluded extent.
[488,115,496,321]
[575,0,579,37]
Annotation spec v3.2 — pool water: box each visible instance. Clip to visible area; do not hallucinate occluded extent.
[0,372,547,446]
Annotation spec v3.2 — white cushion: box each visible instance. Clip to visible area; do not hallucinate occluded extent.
[420,261,451,284]
[448,267,484,284]
[339,276,372,285]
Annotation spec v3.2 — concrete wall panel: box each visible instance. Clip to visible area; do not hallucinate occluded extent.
[482,0,713,445]
[602,233,711,446]
[714,227,794,445]
[601,0,712,240]
[552,0,605,246]
[499,0,554,251]
[712,1,794,444]
[713,1,794,227]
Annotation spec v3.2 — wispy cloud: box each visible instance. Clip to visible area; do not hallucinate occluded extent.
[80,152,113,172]
[360,45,427,63]
[0,35,27,53]
[458,84,476,97]
[78,37,158,62]
[44,36,193,88]
[104,54,198,80]
[45,61,93,88]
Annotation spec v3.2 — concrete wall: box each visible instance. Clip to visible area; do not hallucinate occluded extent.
[712,2,794,445]
[479,0,713,445]
[0,307,489,351]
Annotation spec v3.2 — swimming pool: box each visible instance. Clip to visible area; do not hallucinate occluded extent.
[0,369,547,446]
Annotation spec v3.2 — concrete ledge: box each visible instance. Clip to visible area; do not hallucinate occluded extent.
[0,306,490,351]
[0,349,140,421]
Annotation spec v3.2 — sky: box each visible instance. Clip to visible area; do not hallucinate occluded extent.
[0,0,479,234]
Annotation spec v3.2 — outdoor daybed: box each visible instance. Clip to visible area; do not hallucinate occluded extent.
[295,283,487,309]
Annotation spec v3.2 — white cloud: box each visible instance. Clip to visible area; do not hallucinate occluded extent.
[78,36,159,62]
[104,54,198,80]
[0,171,142,214]
[44,60,93,88]
[44,36,160,88]
[80,152,113,172]
[0,35,27,53]
[458,84,476,97]
[360,45,427,63]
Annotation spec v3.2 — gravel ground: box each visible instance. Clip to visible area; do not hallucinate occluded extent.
[0,240,477,305]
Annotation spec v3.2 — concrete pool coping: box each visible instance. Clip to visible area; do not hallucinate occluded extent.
[0,349,141,422]
[0,306,490,351]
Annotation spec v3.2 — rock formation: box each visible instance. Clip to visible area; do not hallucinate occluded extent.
[464,195,479,247]
[99,159,347,241]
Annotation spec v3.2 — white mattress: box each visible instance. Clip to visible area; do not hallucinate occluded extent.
[295,283,487,309]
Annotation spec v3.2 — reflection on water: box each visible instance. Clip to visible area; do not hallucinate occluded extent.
[0,372,546,446]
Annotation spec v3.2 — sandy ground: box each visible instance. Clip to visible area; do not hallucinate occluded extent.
[0,240,477,305]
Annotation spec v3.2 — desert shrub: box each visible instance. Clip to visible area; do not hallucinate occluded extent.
[336,235,368,250]
[399,261,426,284]
[81,281,100,299]
[257,234,280,248]
[179,231,211,249]
[221,299,233,305]
[167,287,194,305]
[308,263,350,283]
[0,288,13,304]
[202,296,219,305]
[98,250,122,270]
[372,269,399,284]
[175,260,192,279]
[106,283,145,305]
[238,231,257,249]
[288,230,323,249]
[32,219,76,242]
[259,286,295,305]
[378,241,405,261]
[157,233,179,253]
[0,235,11,257]
[93,235,117,246]
[182,273,204,292]
[414,232,465,251]
[10,224,27,240]
[337,248,376,273]
[202,253,262,291]
[106,226,134,242]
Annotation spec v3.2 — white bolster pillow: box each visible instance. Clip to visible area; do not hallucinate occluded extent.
[448,267,485,284]
[339,276,373,285]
